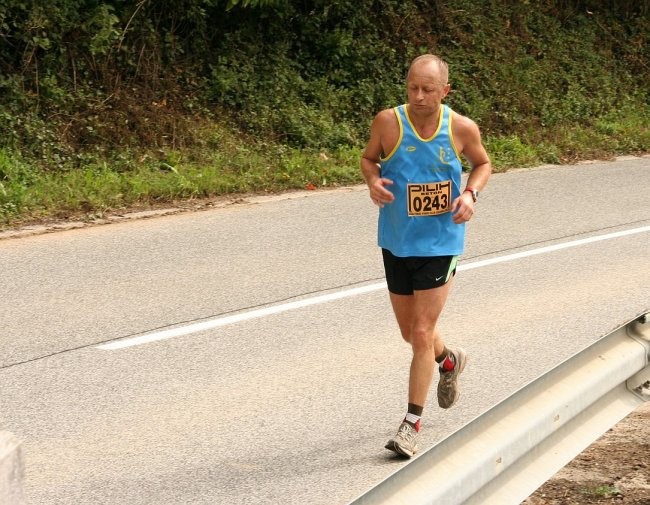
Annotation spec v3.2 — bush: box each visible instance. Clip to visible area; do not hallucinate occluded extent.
[0,0,648,225]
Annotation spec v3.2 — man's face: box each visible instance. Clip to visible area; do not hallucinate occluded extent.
[406,62,450,114]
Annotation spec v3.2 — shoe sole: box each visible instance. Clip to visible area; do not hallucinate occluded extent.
[438,348,468,409]
[384,439,415,458]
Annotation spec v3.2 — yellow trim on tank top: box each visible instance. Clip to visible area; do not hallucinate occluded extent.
[404,104,444,142]
[448,109,461,160]
[380,107,404,162]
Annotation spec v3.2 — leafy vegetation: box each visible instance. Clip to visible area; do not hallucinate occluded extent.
[0,0,648,227]
[580,484,622,498]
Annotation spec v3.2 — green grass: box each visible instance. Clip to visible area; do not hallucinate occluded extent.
[0,139,363,228]
[580,484,622,498]
[1,105,648,229]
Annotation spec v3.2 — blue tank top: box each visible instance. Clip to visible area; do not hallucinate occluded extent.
[378,104,465,257]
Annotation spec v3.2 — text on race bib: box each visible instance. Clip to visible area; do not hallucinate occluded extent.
[407,181,451,216]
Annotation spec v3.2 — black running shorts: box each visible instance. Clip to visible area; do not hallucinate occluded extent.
[382,249,458,295]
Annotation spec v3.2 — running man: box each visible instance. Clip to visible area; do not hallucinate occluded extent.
[360,54,492,458]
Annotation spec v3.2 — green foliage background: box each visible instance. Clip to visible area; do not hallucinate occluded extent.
[0,0,648,225]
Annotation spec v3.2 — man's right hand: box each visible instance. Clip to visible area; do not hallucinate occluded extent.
[370,177,395,207]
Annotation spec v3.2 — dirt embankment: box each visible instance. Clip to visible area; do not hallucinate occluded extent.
[524,402,650,505]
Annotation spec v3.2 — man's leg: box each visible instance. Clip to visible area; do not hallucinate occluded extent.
[390,282,453,407]
[384,283,453,457]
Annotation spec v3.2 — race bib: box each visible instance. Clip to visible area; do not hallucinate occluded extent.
[407,181,451,216]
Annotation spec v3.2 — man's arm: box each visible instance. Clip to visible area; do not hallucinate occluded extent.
[459,118,491,192]
[450,113,492,223]
[360,110,396,207]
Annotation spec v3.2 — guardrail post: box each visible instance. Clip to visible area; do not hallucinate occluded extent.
[627,313,650,401]
[0,431,25,505]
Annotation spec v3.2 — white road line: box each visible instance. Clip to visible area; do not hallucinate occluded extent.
[97,283,385,350]
[459,225,650,271]
[97,225,650,350]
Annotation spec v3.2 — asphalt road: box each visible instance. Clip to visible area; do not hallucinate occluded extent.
[1,157,649,504]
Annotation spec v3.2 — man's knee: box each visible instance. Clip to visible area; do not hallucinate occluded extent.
[409,327,436,352]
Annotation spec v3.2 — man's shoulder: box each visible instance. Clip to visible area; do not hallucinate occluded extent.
[373,107,400,131]
[375,106,398,120]
[450,109,480,135]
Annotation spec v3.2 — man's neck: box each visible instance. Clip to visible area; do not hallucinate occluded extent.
[407,104,442,138]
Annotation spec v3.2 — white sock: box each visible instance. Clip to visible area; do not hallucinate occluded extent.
[405,412,421,425]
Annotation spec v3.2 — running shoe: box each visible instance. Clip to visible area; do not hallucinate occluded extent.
[437,347,467,408]
[385,421,418,458]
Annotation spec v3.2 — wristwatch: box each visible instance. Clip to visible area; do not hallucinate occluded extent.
[464,187,479,203]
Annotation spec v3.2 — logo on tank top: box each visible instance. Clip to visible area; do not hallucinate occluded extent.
[439,147,453,165]
[406,146,417,152]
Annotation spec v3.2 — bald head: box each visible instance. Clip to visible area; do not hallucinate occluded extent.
[407,54,449,86]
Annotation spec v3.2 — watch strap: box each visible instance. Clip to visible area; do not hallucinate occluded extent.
[464,187,478,202]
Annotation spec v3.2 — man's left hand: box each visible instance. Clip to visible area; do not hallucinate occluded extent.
[451,192,475,224]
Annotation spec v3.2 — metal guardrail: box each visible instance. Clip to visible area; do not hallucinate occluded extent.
[350,312,650,505]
